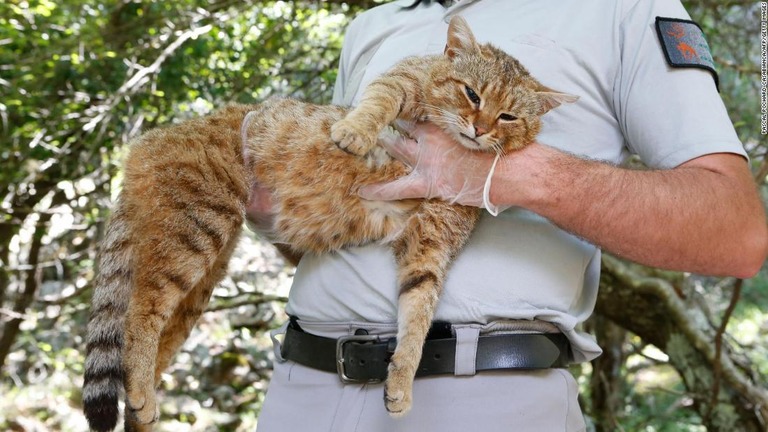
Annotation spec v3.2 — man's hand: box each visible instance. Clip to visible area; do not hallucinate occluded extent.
[359,122,508,214]
[363,122,768,277]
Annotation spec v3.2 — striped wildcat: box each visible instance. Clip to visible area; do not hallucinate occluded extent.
[83,16,575,431]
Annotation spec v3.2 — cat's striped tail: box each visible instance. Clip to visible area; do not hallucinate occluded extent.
[83,201,133,432]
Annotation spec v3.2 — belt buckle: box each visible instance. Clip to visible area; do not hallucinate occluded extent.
[336,334,382,384]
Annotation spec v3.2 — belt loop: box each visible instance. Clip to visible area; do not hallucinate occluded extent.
[454,325,481,376]
[270,321,290,363]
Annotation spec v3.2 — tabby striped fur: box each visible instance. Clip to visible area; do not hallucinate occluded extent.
[83,16,575,431]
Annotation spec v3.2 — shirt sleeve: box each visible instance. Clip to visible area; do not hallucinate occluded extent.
[331,18,359,105]
[613,0,746,168]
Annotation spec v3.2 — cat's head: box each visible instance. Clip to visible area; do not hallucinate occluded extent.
[423,16,578,154]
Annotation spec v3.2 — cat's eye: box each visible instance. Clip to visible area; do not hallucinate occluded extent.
[465,86,481,105]
[498,113,518,121]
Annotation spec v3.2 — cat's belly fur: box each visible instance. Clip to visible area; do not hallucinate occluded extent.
[244,98,416,253]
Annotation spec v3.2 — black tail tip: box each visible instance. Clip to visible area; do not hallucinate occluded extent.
[84,395,119,432]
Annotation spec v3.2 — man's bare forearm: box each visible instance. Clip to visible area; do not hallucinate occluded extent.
[491,144,768,278]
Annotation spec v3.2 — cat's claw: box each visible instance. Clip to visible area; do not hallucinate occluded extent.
[384,386,412,417]
[331,120,376,156]
[384,362,413,417]
[126,384,160,425]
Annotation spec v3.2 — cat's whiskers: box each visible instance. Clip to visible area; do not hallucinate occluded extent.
[428,117,463,127]
[417,101,453,114]
[418,103,462,123]
[489,140,505,157]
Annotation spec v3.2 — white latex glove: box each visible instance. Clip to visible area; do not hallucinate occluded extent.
[359,122,509,215]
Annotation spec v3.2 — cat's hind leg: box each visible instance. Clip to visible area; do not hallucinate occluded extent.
[122,245,198,426]
[385,202,480,416]
[123,234,240,432]
[153,237,238,383]
[122,201,243,426]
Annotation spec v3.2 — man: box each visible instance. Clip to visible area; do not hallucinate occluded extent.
[253,1,767,430]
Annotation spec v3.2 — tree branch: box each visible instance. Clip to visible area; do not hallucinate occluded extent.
[205,294,288,312]
[705,278,743,423]
[0,212,51,370]
[598,255,768,430]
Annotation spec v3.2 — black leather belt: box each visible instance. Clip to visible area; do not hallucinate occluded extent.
[280,319,572,383]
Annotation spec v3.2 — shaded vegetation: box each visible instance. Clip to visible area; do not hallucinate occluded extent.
[0,1,765,430]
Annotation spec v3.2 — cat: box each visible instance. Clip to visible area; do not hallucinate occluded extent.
[83,15,576,432]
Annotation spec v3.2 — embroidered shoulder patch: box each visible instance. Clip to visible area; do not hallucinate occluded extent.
[655,17,719,91]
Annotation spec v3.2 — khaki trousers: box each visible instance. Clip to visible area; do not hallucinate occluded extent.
[256,321,587,432]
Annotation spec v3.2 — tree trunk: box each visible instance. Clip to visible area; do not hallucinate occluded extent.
[0,223,14,308]
[0,189,66,371]
[596,255,768,431]
[0,211,52,370]
[589,316,627,432]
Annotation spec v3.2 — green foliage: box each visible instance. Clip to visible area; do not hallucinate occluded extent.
[732,277,768,376]
[0,0,364,429]
[0,0,765,431]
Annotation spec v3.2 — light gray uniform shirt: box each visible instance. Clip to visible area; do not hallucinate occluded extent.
[285,0,746,363]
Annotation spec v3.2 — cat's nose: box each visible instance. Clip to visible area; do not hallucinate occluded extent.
[474,125,488,137]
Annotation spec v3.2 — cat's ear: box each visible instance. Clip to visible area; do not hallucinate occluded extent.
[445,16,479,59]
[536,85,579,114]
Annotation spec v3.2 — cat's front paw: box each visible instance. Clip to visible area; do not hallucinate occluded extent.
[126,380,160,426]
[331,119,377,156]
[384,360,414,417]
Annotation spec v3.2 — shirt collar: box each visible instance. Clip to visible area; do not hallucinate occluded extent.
[443,0,480,19]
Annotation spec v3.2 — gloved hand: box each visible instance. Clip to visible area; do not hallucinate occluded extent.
[359,122,510,215]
